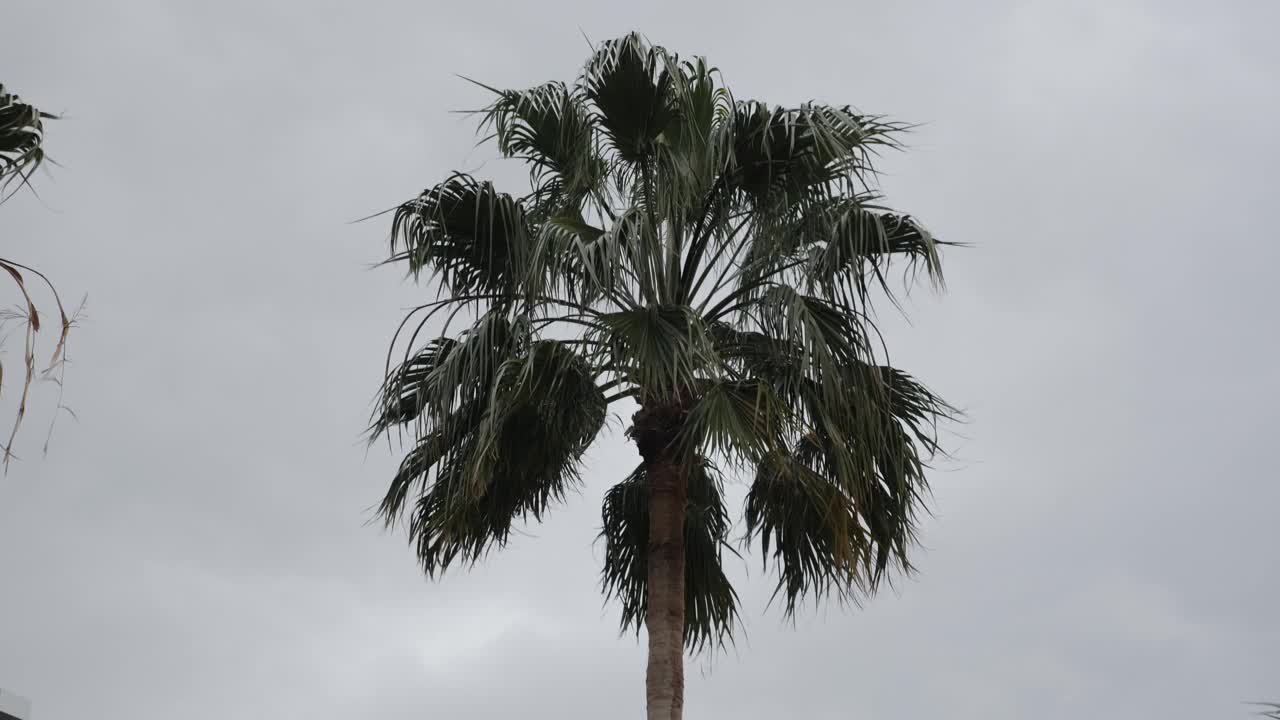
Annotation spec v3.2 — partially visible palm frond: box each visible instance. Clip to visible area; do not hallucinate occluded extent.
[600,459,739,651]
[477,81,604,213]
[0,85,74,473]
[0,83,56,202]
[389,173,531,295]
[1254,702,1280,719]
[741,361,954,614]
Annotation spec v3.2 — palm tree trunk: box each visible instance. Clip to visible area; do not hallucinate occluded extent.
[645,454,687,720]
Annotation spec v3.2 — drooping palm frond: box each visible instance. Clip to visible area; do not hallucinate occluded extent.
[718,343,952,612]
[600,459,739,651]
[1,84,56,202]
[0,84,75,474]
[723,101,901,210]
[787,196,944,301]
[371,31,956,652]
[475,80,606,213]
[377,329,606,575]
[390,173,532,294]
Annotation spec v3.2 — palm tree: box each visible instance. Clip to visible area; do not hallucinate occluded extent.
[370,33,955,719]
[0,84,73,471]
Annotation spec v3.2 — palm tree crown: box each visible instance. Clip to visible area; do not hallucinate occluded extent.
[370,32,955,709]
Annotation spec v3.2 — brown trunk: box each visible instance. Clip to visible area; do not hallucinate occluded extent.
[645,454,687,720]
[632,401,689,720]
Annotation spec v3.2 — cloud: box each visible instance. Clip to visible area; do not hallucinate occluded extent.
[0,1,1276,719]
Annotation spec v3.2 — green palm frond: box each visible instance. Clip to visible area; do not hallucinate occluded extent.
[533,211,627,306]
[600,460,739,651]
[390,173,532,295]
[477,80,605,212]
[594,303,714,401]
[794,197,945,298]
[746,437,863,612]
[581,33,677,164]
[1,84,57,202]
[654,56,729,212]
[578,206,651,304]
[378,332,606,576]
[749,285,874,372]
[743,362,951,613]
[681,378,789,463]
[723,101,902,210]
[374,336,459,431]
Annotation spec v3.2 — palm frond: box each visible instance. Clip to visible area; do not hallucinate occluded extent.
[681,378,788,464]
[373,336,460,433]
[0,84,57,202]
[478,81,605,213]
[594,303,715,402]
[600,459,739,651]
[377,333,607,576]
[744,362,954,614]
[390,173,531,295]
[746,437,865,613]
[720,101,903,210]
[532,207,643,308]
[780,197,946,302]
[580,33,677,164]
[707,321,802,386]
[750,285,874,372]
[655,56,729,211]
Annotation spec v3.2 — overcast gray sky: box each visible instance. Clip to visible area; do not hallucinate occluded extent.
[1,1,1277,718]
